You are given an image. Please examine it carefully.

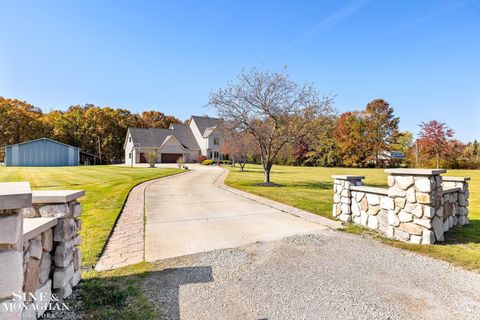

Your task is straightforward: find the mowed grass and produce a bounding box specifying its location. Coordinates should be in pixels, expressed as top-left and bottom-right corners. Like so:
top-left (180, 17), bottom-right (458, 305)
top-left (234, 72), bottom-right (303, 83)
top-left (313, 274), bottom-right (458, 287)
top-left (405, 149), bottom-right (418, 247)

top-left (0, 165), bottom-right (181, 268)
top-left (226, 165), bottom-right (480, 270)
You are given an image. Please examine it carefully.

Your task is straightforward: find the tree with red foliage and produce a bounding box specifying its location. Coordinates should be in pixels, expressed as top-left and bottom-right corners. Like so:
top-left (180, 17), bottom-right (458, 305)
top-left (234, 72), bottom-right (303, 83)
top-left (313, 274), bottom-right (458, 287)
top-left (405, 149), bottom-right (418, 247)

top-left (417, 120), bottom-right (455, 169)
top-left (293, 137), bottom-right (309, 165)
top-left (219, 132), bottom-right (256, 171)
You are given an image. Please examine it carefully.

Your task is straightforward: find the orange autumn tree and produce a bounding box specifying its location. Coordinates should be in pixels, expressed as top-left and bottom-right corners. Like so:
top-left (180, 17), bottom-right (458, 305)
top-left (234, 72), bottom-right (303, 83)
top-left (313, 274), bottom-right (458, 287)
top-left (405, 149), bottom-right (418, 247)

top-left (333, 112), bottom-right (368, 167)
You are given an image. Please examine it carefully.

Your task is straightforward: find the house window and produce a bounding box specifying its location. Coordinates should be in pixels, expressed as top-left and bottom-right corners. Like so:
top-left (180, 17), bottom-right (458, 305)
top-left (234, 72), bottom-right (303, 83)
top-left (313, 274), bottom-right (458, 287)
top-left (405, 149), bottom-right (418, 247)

top-left (211, 151), bottom-right (219, 159)
top-left (213, 137), bottom-right (219, 145)
top-left (129, 152), bottom-right (132, 159)
top-left (129, 137), bottom-right (132, 142)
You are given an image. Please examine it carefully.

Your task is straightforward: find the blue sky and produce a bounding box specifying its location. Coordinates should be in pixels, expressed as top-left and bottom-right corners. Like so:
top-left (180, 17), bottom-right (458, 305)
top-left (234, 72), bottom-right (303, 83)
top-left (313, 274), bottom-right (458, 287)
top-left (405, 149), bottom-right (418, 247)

top-left (1, 0), bottom-right (479, 141)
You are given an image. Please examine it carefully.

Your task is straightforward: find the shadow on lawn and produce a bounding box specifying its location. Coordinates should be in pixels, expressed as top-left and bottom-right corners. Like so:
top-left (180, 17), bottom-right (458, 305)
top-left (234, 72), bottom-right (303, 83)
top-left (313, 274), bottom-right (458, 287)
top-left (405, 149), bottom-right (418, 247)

top-left (444, 219), bottom-right (480, 245)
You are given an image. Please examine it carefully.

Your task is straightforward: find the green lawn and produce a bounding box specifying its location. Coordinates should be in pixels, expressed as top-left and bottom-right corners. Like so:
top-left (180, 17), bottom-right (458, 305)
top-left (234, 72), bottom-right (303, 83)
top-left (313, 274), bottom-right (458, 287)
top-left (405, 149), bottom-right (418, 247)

top-left (225, 164), bottom-right (480, 271)
top-left (0, 165), bottom-right (181, 268)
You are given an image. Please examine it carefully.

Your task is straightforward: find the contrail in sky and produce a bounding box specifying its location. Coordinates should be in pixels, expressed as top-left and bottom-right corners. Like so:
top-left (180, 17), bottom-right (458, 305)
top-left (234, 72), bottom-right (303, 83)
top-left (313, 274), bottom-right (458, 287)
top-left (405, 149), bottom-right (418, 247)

top-left (286, 0), bottom-right (372, 49)
top-left (369, 1), bottom-right (469, 40)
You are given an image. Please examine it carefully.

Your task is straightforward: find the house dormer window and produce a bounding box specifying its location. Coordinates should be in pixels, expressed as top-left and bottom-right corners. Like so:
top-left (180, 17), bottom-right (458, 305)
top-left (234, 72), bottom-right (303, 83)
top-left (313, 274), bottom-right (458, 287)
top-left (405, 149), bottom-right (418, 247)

top-left (213, 137), bottom-right (219, 145)
top-left (129, 136), bottom-right (132, 142)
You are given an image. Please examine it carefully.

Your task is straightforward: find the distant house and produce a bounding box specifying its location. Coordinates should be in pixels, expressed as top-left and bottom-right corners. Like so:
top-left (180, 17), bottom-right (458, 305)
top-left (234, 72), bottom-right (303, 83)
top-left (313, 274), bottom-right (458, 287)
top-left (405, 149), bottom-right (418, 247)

top-left (4, 138), bottom-right (80, 167)
top-left (124, 115), bottom-right (225, 164)
top-left (378, 151), bottom-right (405, 161)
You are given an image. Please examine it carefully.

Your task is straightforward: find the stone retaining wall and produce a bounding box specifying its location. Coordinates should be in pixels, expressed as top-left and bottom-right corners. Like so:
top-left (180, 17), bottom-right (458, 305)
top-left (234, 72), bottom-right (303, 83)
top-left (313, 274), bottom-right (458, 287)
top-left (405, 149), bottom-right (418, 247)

top-left (333, 169), bottom-right (470, 245)
top-left (0, 183), bottom-right (84, 320)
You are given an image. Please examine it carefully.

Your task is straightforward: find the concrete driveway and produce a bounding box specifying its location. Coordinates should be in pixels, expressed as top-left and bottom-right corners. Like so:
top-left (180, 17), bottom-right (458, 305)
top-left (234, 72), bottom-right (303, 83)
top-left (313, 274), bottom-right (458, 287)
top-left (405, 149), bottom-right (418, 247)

top-left (145, 165), bottom-right (328, 261)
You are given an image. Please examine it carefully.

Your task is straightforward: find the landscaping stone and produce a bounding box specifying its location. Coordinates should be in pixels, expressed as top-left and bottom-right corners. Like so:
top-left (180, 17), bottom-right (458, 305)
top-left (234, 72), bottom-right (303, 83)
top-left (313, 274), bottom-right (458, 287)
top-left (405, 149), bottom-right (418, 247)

top-left (394, 197), bottom-right (406, 209)
top-left (70, 270), bottom-right (81, 287)
top-left (24, 257), bottom-right (40, 298)
top-left (54, 240), bottom-right (74, 268)
top-left (414, 218), bottom-right (432, 229)
top-left (416, 192), bottom-right (432, 204)
top-left (0, 213), bottom-right (22, 245)
top-left (53, 218), bottom-right (77, 242)
top-left (432, 216), bottom-right (444, 241)
top-left (380, 197), bottom-right (394, 210)
top-left (387, 211), bottom-right (400, 227)
top-left (360, 212), bottom-right (368, 226)
top-left (410, 235), bottom-right (422, 244)
top-left (53, 264), bottom-right (74, 289)
top-left (20, 207), bottom-right (37, 218)
top-left (406, 188), bottom-right (416, 203)
top-left (41, 229), bottom-right (53, 252)
top-left (38, 252), bottom-right (51, 286)
top-left (394, 228), bottom-right (410, 241)
top-left (367, 205), bottom-right (380, 215)
top-left (422, 230), bottom-right (435, 245)
top-left (0, 251), bottom-right (23, 300)
top-left (414, 177), bottom-right (433, 193)
top-left (38, 204), bottom-right (70, 218)
top-left (396, 176), bottom-right (414, 189)
top-left (367, 215), bottom-right (379, 229)
top-left (339, 214), bottom-right (351, 222)
top-left (29, 236), bottom-right (42, 260)
top-left (398, 210), bottom-right (413, 223)
top-left (423, 207), bottom-right (435, 218)
top-left (398, 223), bottom-right (423, 236)
top-left (366, 194), bottom-right (380, 206)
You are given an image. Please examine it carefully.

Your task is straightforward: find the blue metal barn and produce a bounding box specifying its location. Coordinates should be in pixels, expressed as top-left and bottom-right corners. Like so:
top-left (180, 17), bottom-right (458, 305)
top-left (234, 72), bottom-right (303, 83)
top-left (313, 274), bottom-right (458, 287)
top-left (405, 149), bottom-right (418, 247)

top-left (4, 138), bottom-right (80, 167)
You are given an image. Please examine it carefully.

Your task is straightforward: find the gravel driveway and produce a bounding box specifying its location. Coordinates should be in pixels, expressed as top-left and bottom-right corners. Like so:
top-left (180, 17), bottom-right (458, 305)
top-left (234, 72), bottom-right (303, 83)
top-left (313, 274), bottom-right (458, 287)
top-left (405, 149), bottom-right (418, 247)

top-left (143, 230), bottom-right (480, 320)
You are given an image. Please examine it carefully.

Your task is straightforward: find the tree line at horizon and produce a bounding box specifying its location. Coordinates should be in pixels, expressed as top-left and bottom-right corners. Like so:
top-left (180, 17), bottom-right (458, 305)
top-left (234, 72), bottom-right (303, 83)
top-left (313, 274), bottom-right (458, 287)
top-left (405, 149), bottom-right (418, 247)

top-left (0, 97), bottom-right (181, 163)
top-left (1, 77), bottom-right (479, 170)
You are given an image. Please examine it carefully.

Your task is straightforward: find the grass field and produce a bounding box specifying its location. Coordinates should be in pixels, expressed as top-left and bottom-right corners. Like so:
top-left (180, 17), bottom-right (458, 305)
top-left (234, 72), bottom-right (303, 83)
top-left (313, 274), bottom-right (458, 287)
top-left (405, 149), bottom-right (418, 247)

top-left (225, 165), bottom-right (480, 270)
top-left (0, 165), bottom-right (181, 268)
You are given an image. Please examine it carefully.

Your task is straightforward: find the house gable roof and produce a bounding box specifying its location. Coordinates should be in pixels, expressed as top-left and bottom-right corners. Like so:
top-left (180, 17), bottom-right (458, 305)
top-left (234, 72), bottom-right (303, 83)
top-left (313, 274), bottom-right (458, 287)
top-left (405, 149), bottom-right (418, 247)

top-left (127, 126), bottom-right (200, 150)
top-left (190, 116), bottom-right (222, 137)
top-left (159, 135), bottom-right (186, 150)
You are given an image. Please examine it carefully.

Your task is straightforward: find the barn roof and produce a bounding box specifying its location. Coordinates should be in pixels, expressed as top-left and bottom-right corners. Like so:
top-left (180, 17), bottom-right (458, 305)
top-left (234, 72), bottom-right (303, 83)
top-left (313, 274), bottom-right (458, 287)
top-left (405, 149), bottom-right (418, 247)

top-left (4, 138), bottom-right (80, 150)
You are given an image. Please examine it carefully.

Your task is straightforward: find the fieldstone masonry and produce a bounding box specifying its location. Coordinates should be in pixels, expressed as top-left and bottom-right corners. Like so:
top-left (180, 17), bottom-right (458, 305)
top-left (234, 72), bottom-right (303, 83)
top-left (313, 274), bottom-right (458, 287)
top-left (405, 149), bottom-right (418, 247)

top-left (333, 169), bottom-right (470, 245)
top-left (0, 183), bottom-right (84, 319)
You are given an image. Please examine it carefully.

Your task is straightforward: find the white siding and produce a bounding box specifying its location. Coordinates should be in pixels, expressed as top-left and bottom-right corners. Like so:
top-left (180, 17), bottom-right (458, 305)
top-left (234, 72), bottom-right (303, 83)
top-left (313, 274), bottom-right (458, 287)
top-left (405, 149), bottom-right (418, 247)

top-left (124, 132), bottom-right (135, 165)
top-left (189, 118), bottom-right (208, 156)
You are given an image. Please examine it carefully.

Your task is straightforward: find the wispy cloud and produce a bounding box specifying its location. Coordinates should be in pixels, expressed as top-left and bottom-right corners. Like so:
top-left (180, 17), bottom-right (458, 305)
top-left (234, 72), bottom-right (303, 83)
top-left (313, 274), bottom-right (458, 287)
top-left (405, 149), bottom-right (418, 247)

top-left (369, 1), bottom-right (468, 40)
top-left (286, 0), bottom-right (372, 49)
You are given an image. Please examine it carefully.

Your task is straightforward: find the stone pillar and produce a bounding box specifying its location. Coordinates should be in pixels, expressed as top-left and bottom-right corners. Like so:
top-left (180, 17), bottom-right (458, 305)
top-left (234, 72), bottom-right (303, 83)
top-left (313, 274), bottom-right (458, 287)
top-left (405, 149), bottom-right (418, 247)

top-left (442, 177), bottom-right (470, 226)
top-left (385, 169), bottom-right (446, 244)
top-left (332, 175), bottom-right (364, 222)
top-left (0, 182), bottom-right (32, 320)
top-left (22, 190), bottom-right (85, 301)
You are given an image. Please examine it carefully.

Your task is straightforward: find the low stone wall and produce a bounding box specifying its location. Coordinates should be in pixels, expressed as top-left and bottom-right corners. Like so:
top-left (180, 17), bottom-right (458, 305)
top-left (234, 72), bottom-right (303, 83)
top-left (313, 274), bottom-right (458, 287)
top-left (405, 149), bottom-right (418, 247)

top-left (332, 169), bottom-right (470, 245)
top-left (0, 184), bottom-right (84, 319)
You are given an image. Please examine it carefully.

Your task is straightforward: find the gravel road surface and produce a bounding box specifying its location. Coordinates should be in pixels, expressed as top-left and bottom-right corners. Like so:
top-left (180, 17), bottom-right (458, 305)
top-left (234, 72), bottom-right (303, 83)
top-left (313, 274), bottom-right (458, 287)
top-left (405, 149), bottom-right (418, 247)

top-left (144, 230), bottom-right (480, 320)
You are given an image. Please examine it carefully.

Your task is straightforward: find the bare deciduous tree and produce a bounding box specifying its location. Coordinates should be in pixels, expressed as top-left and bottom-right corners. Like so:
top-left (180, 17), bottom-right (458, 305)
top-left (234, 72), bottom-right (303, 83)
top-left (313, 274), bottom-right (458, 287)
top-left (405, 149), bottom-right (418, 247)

top-left (208, 68), bottom-right (334, 184)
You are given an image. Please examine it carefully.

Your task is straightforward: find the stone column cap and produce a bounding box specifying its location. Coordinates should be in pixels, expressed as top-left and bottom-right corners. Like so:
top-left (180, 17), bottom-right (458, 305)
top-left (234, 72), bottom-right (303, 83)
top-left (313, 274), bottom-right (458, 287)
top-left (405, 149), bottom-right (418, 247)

top-left (442, 176), bottom-right (471, 182)
top-left (0, 182), bottom-right (32, 210)
top-left (384, 168), bottom-right (446, 175)
top-left (332, 175), bottom-right (365, 180)
top-left (32, 190), bottom-right (85, 204)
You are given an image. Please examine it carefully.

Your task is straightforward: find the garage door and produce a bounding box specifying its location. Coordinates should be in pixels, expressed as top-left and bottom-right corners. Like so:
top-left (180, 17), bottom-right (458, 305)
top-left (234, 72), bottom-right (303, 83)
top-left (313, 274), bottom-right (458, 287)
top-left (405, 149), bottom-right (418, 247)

top-left (161, 153), bottom-right (182, 163)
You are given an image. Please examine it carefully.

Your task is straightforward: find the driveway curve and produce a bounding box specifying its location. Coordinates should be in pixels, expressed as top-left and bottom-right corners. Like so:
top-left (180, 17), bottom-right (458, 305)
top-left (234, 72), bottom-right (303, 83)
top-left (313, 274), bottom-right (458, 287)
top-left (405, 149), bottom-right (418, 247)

top-left (145, 165), bottom-right (329, 261)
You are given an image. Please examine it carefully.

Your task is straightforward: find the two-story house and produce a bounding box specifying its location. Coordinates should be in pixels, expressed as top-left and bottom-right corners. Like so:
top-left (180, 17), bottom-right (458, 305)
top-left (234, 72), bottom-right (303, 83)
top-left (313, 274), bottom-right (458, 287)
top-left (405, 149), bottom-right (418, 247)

top-left (123, 115), bottom-right (224, 164)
